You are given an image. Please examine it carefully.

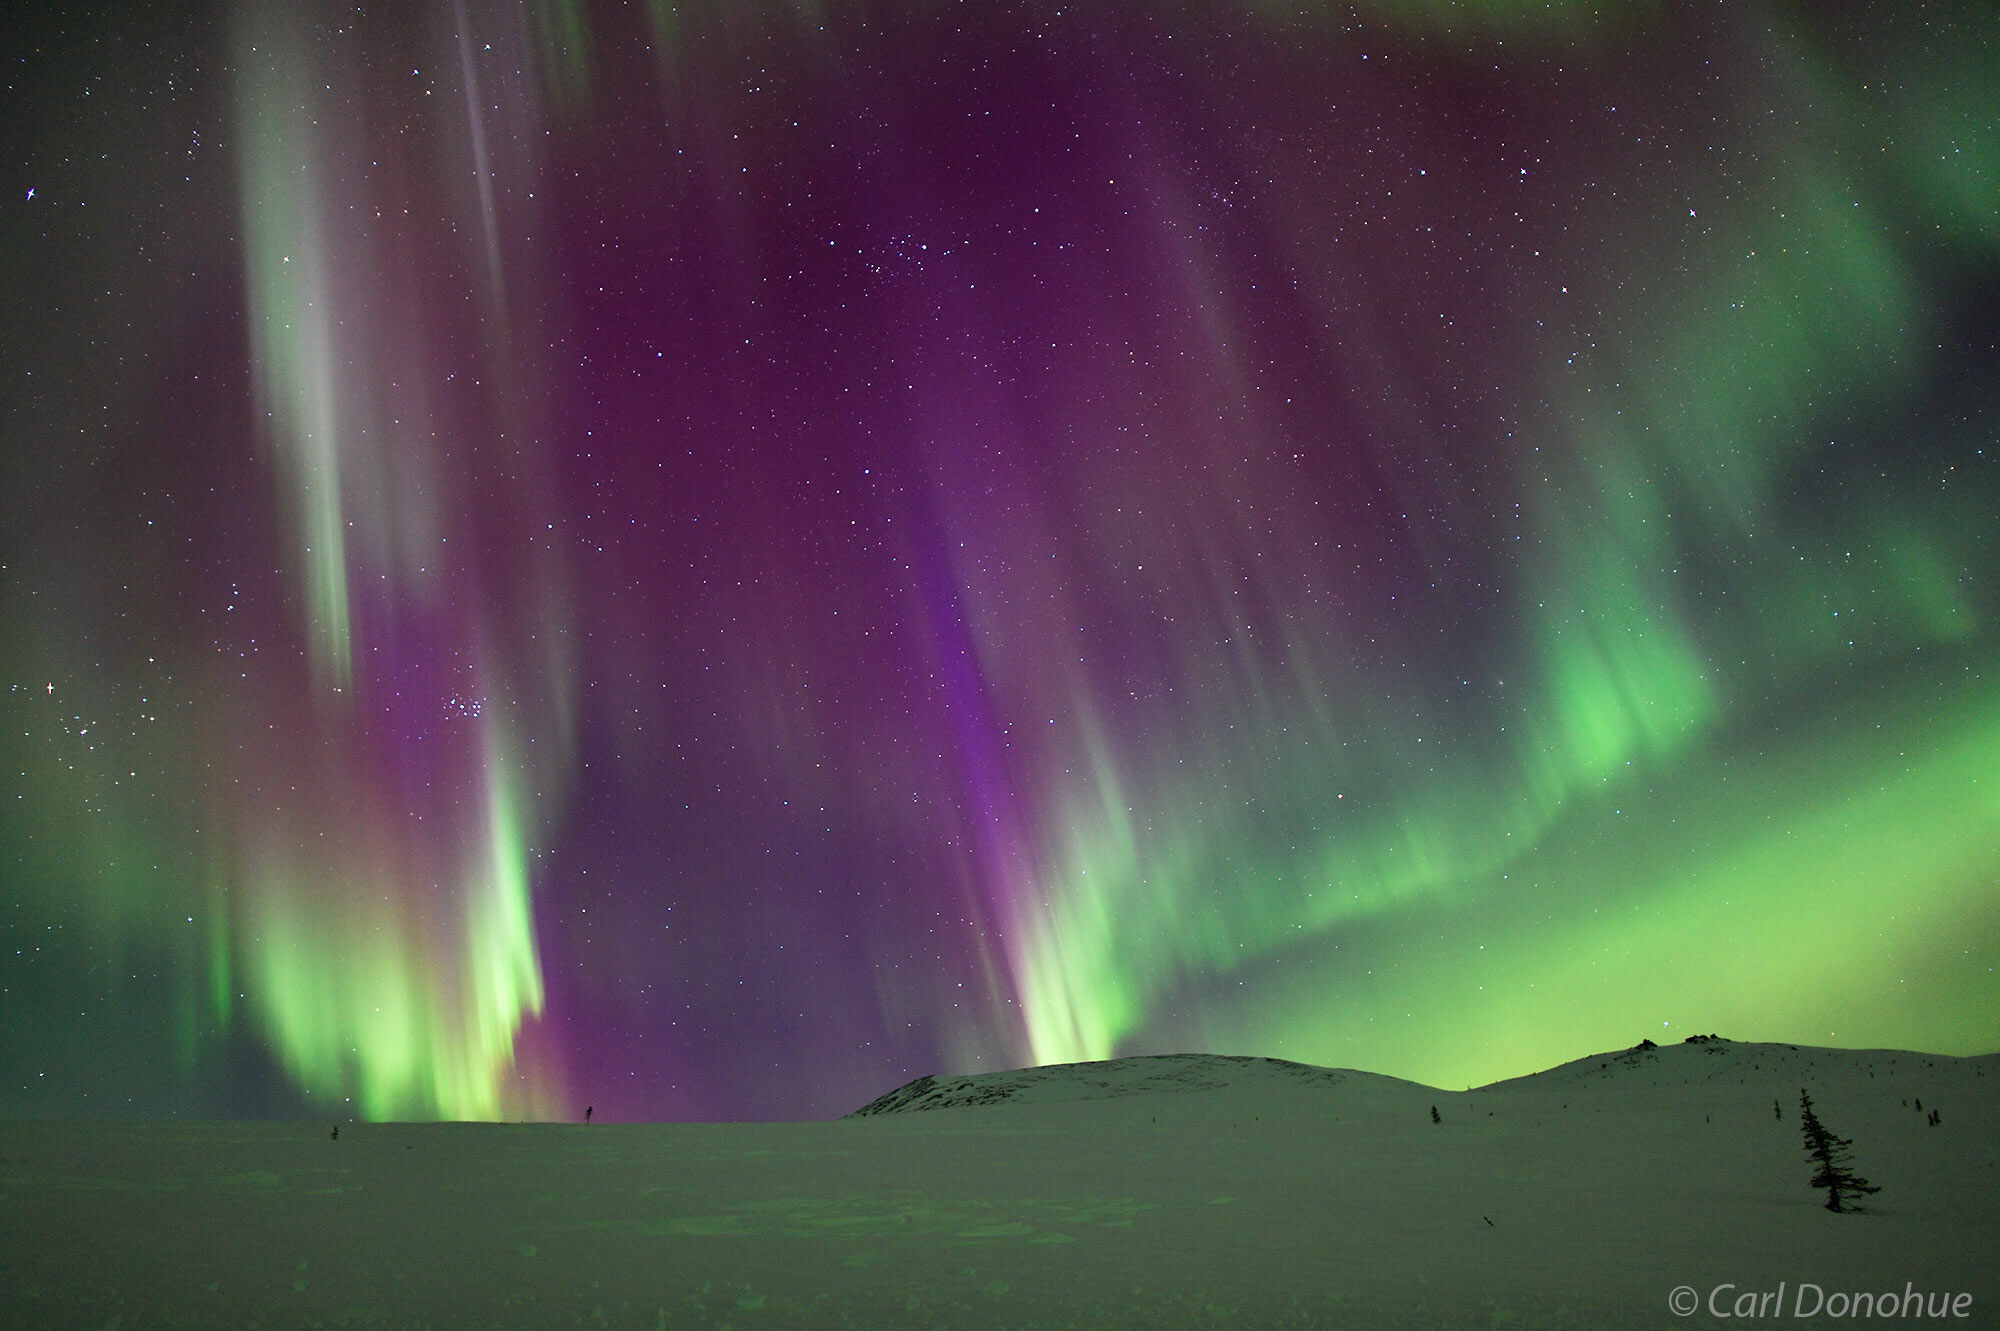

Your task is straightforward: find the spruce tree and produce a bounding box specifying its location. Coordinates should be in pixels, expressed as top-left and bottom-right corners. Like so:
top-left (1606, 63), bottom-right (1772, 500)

top-left (1798, 1089), bottom-right (1879, 1213)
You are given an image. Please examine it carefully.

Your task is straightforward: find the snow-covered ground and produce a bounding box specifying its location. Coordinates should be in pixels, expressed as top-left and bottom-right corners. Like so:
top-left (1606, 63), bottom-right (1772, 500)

top-left (3, 1038), bottom-right (1993, 1328)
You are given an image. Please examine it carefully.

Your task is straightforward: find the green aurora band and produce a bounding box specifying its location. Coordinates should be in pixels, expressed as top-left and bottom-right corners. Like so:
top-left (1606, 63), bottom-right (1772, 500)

top-left (968, 2), bottom-right (2000, 1078)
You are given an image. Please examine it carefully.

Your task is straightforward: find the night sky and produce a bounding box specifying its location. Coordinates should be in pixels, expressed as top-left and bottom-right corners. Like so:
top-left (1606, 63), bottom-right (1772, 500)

top-left (2, 0), bottom-right (1995, 1123)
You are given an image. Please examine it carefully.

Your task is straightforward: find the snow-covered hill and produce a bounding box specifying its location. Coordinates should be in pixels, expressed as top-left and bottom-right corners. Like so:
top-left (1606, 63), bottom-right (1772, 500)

top-left (847, 1051), bottom-right (1362, 1114)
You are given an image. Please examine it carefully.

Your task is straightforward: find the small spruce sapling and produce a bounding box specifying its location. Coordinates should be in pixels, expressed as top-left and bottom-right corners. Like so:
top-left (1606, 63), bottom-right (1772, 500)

top-left (1798, 1089), bottom-right (1879, 1213)
top-left (1430, 1104), bottom-right (1441, 1124)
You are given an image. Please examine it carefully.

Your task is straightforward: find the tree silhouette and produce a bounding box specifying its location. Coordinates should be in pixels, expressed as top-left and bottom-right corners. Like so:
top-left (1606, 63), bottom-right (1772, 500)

top-left (1798, 1089), bottom-right (1878, 1213)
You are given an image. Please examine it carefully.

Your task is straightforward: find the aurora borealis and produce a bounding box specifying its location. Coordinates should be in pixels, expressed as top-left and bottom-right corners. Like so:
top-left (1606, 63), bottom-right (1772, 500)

top-left (2, 0), bottom-right (1995, 1123)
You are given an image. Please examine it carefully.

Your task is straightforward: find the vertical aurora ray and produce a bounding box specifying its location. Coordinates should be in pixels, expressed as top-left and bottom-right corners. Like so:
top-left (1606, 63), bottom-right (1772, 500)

top-left (223, 1), bottom-right (574, 1119)
top-left (234, 707), bottom-right (554, 1119)
top-left (236, 22), bottom-right (351, 694)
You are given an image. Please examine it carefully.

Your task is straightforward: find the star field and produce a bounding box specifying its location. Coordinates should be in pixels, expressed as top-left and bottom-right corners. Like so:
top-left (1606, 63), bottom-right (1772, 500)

top-left (2, 0), bottom-right (1996, 1121)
